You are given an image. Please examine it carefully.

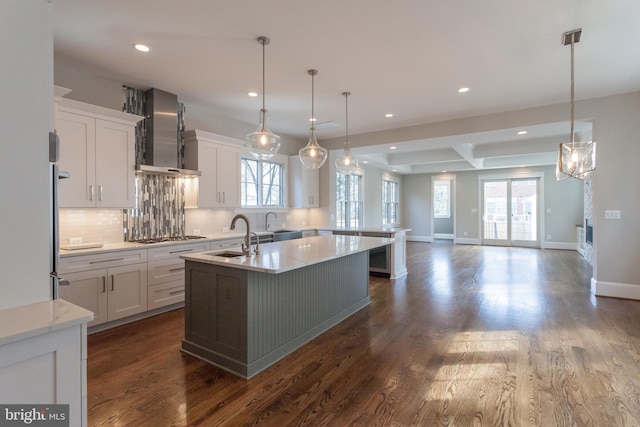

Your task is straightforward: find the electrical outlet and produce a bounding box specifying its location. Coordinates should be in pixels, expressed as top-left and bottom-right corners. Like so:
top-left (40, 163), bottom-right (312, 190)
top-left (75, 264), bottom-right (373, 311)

top-left (546, 234), bottom-right (551, 240)
top-left (193, 229), bottom-right (201, 236)
top-left (546, 208), bottom-right (551, 213)
top-left (463, 231), bottom-right (468, 237)
top-left (69, 237), bottom-right (82, 245)
top-left (605, 210), bottom-right (621, 219)
top-left (286, 215), bottom-right (292, 222)
top-left (222, 227), bottom-right (229, 233)
top-left (471, 208), bottom-right (478, 213)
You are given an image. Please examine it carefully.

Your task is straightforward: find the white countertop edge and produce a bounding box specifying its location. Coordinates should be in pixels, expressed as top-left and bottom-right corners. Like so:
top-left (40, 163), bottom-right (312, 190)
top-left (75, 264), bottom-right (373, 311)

top-left (181, 235), bottom-right (393, 274)
top-left (0, 299), bottom-right (94, 347)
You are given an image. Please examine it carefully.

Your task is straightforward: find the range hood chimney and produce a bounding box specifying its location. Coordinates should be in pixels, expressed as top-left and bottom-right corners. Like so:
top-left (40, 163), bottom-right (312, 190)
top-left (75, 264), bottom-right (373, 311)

top-left (136, 88), bottom-right (200, 177)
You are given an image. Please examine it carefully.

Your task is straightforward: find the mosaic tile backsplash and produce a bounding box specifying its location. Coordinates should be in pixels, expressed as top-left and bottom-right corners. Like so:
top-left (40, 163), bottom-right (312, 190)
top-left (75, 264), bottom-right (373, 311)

top-left (123, 174), bottom-right (188, 241)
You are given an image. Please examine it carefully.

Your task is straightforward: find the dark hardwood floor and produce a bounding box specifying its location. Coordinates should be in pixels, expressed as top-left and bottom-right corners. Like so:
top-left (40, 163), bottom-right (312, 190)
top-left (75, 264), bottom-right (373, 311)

top-left (87, 242), bottom-right (640, 426)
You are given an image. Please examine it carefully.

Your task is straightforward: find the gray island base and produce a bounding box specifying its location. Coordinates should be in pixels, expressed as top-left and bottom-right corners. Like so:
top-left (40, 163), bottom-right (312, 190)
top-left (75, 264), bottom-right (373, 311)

top-left (180, 235), bottom-right (390, 379)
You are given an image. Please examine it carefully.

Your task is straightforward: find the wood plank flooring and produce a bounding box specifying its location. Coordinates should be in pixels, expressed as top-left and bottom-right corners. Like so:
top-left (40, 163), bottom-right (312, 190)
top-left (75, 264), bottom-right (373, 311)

top-left (87, 242), bottom-right (640, 426)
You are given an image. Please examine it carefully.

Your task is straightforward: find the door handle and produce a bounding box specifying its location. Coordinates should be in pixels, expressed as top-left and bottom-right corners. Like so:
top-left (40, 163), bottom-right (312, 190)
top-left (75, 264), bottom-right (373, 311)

top-left (110, 275), bottom-right (114, 291)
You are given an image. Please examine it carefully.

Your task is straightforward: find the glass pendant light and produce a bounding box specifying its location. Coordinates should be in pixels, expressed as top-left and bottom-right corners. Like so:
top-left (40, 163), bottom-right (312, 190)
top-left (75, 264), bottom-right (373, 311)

top-left (556, 28), bottom-right (596, 180)
top-left (335, 91), bottom-right (359, 175)
top-left (299, 69), bottom-right (328, 169)
top-left (246, 36), bottom-right (281, 160)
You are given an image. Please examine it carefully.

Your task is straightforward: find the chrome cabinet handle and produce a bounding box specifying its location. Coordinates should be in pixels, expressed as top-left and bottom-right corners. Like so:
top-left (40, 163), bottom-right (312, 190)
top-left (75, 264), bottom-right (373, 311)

top-left (169, 249), bottom-right (193, 254)
top-left (169, 290), bottom-right (185, 296)
top-left (169, 267), bottom-right (185, 272)
top-left (98, 185), bottom-right (103, 201)
top-left (89, 257), bottom-right (125, 264)
top-left (89, 185), bottom-right (94, 201)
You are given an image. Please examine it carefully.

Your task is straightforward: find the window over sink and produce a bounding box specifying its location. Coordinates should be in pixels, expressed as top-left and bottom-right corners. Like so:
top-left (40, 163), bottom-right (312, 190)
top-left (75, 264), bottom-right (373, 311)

top-left (241, 157), bottom-right (285, 208)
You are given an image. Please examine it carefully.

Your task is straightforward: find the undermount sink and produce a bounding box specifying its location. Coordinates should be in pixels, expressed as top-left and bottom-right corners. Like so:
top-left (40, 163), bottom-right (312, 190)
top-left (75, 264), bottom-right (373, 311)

top-left (205, 251), bottom-right (246, 258)
top-left (272, 229), bottom-right (303, 241)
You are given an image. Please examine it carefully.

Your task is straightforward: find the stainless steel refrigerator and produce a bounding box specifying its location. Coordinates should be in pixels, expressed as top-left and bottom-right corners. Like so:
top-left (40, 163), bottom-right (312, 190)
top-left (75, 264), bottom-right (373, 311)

top-left (49, 131), bottom-right (69, 299)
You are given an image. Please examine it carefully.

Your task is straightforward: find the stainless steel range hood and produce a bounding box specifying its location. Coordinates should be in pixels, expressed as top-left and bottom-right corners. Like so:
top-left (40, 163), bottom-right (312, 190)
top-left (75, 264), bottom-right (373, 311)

top-left (136, 88), bottom-right (201, 177)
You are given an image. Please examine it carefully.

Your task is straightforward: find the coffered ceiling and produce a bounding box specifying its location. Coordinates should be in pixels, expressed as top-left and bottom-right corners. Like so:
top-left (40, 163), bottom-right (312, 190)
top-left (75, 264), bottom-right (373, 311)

top-left (52, 0), bottom-right (640, 174)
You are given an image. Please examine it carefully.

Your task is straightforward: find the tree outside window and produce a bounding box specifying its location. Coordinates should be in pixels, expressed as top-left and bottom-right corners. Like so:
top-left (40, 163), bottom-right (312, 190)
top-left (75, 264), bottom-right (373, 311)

top-left (336, 172), bottom-right (363, 228)
top-left (241, 158), bottom-right (283, 207)
top-left (382, 179), bottom-right (399, 225)
top-left (434, 180), bottom-right (451, 218)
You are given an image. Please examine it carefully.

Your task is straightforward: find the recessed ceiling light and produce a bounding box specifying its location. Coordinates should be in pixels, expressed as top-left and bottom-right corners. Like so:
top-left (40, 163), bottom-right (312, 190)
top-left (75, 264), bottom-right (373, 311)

top-left (389, 146), bottom-right (397, 150)
top-left (518, 130), bottom-right (528, 135)
top-left (134, 44), bottom-right (150, 52)
top-left (392, 169), bottom-right (397, 172)
top-left (385, 113), bottom-right (394, 118)
top-left (458, 87), bottom-right (470, 93)
top-left (309, 117), bottom-right (316, 122)
top-left (442, 170), bottom-right (447, 173)
top-left (361, 160), bottom-right (369, 164)
top-left (248, 92), bottom-right (258, 97)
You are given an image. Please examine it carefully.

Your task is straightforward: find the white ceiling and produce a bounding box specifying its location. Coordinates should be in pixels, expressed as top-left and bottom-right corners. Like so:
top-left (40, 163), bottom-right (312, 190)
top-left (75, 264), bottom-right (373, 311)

top-left (52, 0), bottom-right (640, 174)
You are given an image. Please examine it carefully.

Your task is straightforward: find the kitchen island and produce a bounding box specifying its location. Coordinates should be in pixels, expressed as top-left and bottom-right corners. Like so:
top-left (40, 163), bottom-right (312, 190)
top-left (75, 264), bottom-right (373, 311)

top-left (180, 234), bottom-right (391, 379)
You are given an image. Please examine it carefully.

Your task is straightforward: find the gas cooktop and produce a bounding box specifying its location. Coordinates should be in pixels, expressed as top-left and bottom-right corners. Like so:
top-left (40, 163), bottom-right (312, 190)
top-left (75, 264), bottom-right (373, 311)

top-left (130, 235), bottom-right (206, 244)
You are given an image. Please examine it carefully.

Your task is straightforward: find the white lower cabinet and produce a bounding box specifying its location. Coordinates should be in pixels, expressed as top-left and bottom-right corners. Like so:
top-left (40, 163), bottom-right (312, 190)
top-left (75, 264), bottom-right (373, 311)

top-left (59, 250), bottom-right (148, 328)
top-left (147, 242), bottom-right (209, 310)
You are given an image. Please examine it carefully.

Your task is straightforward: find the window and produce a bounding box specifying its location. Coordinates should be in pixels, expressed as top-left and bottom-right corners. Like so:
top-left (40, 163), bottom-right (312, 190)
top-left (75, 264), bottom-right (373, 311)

top-left (434, 180), bottom-right (451, 218)
top-left (382, 179), bottom-right (399, 225)
top-left (241, 158), bottom-right (284, 207)
top-left (336, 172), bottom-right (363, 228)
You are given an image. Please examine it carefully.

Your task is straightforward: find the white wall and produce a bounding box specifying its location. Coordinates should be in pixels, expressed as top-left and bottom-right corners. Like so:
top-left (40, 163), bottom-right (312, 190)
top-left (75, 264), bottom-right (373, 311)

top-left (0, 1), bottom-right (53, 310)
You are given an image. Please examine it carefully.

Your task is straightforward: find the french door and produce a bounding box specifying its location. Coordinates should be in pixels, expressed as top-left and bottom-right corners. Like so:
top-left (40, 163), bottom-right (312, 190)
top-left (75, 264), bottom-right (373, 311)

top-left (481, 178), bottom-right (539, 247)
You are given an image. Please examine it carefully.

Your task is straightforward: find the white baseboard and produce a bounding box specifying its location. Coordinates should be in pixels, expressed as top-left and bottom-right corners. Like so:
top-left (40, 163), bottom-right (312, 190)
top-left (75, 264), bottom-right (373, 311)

top-left (434, 233), bottom-right (454, 240)
top-left (542, 241), bottom-right (577, 250)
top-left (591, 277), bottom-right (640, 301)
top-left (455, 237), bottom-right (481, 245)
top-left (407, 235), bottom-right (434, 243)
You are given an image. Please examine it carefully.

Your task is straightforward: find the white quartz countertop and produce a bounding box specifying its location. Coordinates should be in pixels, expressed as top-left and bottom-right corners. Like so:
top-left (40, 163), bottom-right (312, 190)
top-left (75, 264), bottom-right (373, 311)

top-left (0, 299), bottom-right (94, 346)
top-left (181, 234), bottom-right (393, 274)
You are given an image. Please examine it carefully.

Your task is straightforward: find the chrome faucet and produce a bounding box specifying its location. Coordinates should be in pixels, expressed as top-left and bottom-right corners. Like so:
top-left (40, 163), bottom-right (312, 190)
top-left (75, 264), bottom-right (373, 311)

top-left (265, 211), bottom-right (278, 230)
top-left (230, 214), bottom-right (251, 255)
top-left (250, 232), bottom-right (260, 254)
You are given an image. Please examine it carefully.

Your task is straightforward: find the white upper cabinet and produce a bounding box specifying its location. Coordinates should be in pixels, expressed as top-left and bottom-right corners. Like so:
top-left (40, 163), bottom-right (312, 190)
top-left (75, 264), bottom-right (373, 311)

top-left (183, 129), bottom-right (241, 208)
top-left (288, 155), bottom-right (319, 208)
top-left (55, 98), bottom-right (143, 208)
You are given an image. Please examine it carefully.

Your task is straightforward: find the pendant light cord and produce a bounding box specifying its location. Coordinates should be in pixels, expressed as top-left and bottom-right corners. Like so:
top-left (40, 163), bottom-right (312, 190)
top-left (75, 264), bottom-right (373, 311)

top-left (344, 92), bottom-right (350, 148)
top-left (262, 40), bottom-right (266, 112)
top-left (311, 72), bottom-right (315, 131)
top-left (570, 33), bottom-right (575, 146)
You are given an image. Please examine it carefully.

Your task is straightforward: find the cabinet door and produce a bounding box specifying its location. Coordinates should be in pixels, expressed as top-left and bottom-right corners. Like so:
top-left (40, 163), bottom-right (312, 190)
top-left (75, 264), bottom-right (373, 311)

top-left (288, 155), bottom-right (319, 208)
top-left (107, 263), bottom-right (148, 321)
top-left (306, 167), bottom-right (319, 207)
top-left (217, 147), bottom-right (240, 207)
top-left (95, 119), bottom-right (136, 208)
top-left (59, 268), bottom-right (108, 327)
top-left (196, 142), bottom-right (219, 208)
top-left (56, 111), bottom-right (96, 207)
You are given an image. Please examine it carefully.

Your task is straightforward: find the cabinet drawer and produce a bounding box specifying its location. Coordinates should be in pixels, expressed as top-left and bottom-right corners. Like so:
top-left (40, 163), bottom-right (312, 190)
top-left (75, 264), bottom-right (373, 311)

top-left (148, 280), bottom-right (185, 310)
top-left (60, 249), bottom-right (147, 274)
top-left (147, 242), bottom-right (209, 262)
top-left (148, 259), bottom-right (186, 286)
